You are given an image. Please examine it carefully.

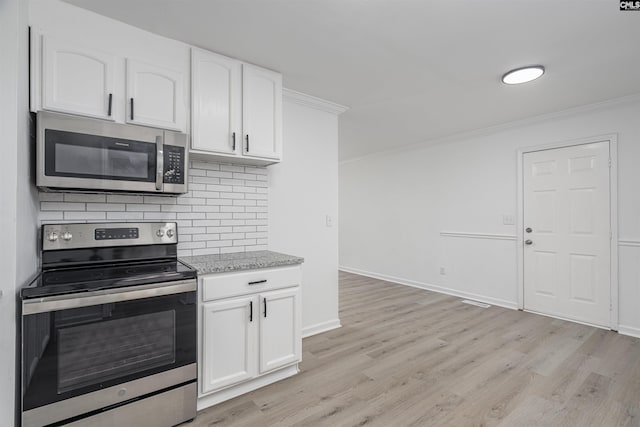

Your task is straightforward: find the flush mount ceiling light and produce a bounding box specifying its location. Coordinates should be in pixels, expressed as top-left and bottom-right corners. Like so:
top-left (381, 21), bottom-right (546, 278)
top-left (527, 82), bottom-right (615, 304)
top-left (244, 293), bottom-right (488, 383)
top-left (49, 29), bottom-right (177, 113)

top-left (502, 65), bottom-right (545, 85)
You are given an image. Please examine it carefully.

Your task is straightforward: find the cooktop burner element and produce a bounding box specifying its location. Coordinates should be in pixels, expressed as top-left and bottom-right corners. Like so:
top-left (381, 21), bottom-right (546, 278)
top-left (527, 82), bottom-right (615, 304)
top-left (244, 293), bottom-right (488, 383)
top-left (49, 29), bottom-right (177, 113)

top-left (22, 222), bottom-right (197, 299)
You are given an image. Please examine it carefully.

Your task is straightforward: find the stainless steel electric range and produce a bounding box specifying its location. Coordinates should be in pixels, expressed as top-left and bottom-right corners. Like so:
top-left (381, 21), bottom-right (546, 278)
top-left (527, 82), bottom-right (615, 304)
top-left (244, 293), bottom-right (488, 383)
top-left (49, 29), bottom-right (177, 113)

top-left (21, 222), bottom-right (197, 427)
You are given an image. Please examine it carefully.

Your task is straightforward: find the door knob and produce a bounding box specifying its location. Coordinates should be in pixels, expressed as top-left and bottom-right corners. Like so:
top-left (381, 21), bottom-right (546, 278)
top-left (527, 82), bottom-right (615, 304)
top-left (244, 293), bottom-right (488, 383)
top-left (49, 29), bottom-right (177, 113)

top-left (525, 227), bottom-right (532, 233)
top-left (525, 239), bottom-right (533, 245)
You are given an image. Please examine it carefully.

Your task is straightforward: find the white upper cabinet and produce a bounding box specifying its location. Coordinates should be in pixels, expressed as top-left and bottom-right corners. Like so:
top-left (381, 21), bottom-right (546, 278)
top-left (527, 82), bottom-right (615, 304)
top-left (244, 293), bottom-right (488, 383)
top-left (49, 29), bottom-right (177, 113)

top-left (126, 59), bottom-right (186, 131)
top-left (190, 49), bottom-right (283, 166)
top-left (32, 32), bottom-right (188, 132)
top-left (242, 64), bottom-right (282, 161)
top-left (42, 36), bottom-right (116, 120)
top-left (191, 49), bottom-right (241, 155)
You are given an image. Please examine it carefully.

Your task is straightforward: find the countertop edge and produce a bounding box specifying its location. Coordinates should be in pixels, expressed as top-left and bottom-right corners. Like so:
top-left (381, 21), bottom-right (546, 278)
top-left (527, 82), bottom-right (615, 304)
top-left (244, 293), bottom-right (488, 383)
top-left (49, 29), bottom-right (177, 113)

top-left (179, 251), bottom-right (304, 275)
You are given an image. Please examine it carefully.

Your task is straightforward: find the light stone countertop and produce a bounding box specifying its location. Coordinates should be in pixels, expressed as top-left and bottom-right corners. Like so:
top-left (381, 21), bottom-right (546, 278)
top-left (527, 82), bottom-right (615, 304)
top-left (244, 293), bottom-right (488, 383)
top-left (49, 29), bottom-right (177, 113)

top-left (180, 250), bottom-right (304, 275)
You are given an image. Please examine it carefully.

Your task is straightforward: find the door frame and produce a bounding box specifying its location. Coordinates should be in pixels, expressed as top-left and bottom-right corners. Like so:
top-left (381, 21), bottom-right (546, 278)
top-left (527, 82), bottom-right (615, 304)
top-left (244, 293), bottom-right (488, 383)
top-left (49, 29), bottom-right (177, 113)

top-left (516, 134), bottom-right (619, 330)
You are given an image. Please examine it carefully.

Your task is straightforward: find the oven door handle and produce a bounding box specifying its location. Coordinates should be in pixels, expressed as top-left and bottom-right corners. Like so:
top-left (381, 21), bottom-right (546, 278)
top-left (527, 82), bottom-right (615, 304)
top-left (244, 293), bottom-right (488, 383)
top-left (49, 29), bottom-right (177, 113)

top-left (22, 279), bottom-right (196, 315)
top-left (156, 135), bottom-right (164, 191)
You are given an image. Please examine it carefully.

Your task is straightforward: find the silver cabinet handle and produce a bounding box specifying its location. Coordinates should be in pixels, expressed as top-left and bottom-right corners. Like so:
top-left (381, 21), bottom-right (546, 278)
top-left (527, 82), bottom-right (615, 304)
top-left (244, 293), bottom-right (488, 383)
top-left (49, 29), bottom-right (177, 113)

top-left (525, 239), bottom-right (533, 245)
top-left (156, 135), bottom-right (164, 191)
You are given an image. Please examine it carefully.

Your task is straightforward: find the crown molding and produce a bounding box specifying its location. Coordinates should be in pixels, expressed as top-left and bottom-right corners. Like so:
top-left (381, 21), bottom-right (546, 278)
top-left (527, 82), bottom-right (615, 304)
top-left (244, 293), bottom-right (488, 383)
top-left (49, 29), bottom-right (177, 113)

top-left (283, 88), bottom-right (349, 115)
top-left (340, 91), bottom-right (640, 165)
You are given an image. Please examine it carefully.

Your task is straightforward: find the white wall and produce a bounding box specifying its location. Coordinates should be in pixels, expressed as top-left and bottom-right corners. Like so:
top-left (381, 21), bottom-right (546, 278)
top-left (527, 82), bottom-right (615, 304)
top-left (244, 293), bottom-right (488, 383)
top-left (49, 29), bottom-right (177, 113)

top-left (340, 95), bottom-right (640, 336)
top-left (269, 95), bottom-right (342, 336)
top-left (0, 0), bottom-right (35, 423)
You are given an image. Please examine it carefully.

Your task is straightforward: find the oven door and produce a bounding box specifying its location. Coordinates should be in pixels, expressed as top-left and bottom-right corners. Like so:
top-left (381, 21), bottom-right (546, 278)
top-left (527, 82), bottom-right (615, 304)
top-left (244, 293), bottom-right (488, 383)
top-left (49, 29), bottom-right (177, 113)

top-left (21, 280), bottom-right (197, 427)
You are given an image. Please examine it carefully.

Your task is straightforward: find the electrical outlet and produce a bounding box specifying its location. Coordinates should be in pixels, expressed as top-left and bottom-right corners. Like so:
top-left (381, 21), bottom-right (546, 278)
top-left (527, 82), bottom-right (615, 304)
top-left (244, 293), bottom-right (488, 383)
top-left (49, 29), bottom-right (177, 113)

top-left (440, 267), bottom-right (446, 275)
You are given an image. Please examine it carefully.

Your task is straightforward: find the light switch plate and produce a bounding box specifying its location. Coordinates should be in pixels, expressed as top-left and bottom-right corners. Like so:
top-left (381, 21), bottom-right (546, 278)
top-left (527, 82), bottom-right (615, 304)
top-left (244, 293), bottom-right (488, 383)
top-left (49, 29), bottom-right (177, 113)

top-left (326, 215), bottom-right (334, 227)
top-left (502, 214), bottom-right (515, 225)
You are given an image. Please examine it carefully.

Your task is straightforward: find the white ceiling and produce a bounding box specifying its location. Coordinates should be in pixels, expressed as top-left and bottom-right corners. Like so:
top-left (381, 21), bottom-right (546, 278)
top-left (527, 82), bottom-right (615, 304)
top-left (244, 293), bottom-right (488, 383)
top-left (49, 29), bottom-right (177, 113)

top-left (63, 0), bottom-right (640, 160)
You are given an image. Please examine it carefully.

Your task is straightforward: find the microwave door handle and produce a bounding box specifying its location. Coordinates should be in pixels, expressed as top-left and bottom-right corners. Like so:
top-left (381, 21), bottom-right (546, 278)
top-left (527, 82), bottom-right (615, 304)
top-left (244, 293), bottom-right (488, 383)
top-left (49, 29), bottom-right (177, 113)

top-left (156, 135), bottom-right (164, 191)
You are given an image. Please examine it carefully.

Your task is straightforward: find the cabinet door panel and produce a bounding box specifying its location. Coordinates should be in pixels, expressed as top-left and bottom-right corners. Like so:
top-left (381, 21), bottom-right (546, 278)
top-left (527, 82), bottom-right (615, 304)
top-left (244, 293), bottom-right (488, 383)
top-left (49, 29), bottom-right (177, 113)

top-left (201, 296), bottom-right (256, 394)
top-left (259, 288), bottom-right (301, 374)
top-left (126, 59), bottom-right (185, 131)
top-left (42, 36), bottom-right (115, 120)
top-left (242, 64), bottom-right (282, 160)
top-left (191, 49), bottom-right (241, 155)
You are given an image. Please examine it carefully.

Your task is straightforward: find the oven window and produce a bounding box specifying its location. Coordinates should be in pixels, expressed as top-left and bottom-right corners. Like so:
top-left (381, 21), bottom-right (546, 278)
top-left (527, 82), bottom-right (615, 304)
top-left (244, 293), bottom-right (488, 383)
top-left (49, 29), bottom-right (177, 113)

top-left (44, 129), bottom-right (156, 182)
top-left (57, 309), bottom-right (176, 394)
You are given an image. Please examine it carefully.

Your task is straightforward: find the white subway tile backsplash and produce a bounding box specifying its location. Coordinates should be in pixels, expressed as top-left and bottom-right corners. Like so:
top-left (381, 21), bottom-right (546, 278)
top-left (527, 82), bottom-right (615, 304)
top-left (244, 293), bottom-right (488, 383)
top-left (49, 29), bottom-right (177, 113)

top-left (220, 164), bottom-right (244, 173)
top-left (42, 202), bottom-right (85, 211)
top-left (143, 196), bottom-right (177, 205)
top-left (143, 212), bottom-right (177, 220)
top-left (39, 192), bottom-right (64, 202)
top-left (107, 212), bottom-right (144, 220)
top-left (177, 197), bottom-right (206, 205)
top-left (206, 170), bottom-right (233, 179)
top-left (107, 194), bottom-right (144, 203)
top-left (192, 220), bottom-right (221, 227)
top-left (87, 203), bottom-right (125, 211)
top-left (233, 173), bottom-right (257, 181)
top-left (37, 162), bottom-right (269, 256)
top-left (177, 212), bottom-right (206, 220)
top-left (126, 204), bottom-right (160, 212)
top-left (65, 193), bottom-right (106, 203)
top-left (160, 204), bottom-right (193, 213)
top-left (64, 211), bottom-right (106, 220)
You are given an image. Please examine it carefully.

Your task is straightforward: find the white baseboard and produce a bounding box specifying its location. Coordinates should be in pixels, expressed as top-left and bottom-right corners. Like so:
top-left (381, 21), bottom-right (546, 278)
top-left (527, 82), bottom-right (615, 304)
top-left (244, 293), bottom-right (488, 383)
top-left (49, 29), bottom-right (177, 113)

top-left (618, 325), bottom-right (640, 339)
top-left (302, 319), bottom-right (342, 338)
top-left (339, 265), bottom-right (518, 310)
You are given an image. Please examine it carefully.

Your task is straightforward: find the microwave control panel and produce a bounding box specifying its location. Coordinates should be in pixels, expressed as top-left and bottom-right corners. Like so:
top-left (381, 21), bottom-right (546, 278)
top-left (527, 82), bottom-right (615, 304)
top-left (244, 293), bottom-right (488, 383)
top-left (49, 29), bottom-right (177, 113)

top-left (163, 145), bottom-right (185, 184)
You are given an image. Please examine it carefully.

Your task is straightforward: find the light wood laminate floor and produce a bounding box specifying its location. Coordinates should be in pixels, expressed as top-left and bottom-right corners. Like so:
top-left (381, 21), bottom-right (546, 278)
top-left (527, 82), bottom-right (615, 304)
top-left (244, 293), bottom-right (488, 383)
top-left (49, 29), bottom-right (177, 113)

top-left (193, 271), bottom-right (640, 427)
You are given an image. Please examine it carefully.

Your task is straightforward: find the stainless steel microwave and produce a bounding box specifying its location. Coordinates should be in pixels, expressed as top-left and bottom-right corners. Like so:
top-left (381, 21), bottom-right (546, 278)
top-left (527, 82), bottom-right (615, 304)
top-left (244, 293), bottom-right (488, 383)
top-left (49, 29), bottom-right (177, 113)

top-left (37, 111), bottom-right (188, 194)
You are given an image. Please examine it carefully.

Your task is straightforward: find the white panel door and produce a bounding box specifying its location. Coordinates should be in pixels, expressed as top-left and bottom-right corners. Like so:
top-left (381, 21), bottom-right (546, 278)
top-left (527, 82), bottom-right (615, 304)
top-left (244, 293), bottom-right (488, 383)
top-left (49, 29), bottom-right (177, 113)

top-left (191, 48), bottom-right (241, 155)
top-left (242, 64), bottom-right (282, 160)
top-left (126, 59), bottom-right (185, 131)
top-left (201, 296), bottom-right (257, 394)
top-left (259, 288), bottom-right (301, 374)
top-left (42, 36), bottom-right (116, 120)
top-left (523, 142), bottom-right (611, 327)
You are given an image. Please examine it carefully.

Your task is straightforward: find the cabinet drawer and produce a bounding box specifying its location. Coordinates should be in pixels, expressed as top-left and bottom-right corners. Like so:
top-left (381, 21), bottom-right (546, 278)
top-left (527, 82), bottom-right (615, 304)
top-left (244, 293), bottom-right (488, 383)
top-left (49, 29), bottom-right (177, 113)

top-left (201, 266), bottom-right (301, 302)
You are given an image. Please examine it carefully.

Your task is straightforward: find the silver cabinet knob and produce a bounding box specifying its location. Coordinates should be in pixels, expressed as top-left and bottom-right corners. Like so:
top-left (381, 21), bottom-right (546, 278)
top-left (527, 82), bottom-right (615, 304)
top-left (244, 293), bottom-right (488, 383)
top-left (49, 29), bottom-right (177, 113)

top-left (525, 227), bottom-right (532, 233)
top-left (525, 239), bottom-right (533, 245)
top-left (47, 232), bottom-right (58, 242)
top-left (166, 229), bottom-right (174, 238)
top-left (156, 229), bottom-right (165, 237)
top-left (62, 232), bottom-right (72, 241)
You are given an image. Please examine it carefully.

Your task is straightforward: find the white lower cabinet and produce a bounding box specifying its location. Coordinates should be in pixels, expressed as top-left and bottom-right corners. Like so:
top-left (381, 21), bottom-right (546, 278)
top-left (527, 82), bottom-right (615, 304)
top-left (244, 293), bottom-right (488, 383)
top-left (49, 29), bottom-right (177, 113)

top-left (198, 266), bottom-right (302, 407)
top-left (259, 288), bottom-right (302, 374)
top-left (201, 296), bottom-right (257, 394)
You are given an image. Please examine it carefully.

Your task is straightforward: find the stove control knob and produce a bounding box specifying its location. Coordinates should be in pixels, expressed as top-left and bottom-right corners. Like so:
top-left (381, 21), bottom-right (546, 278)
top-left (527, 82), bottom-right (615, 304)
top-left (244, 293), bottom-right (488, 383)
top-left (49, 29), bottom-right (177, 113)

top-left (166, 229), bottom-right (174, 238)
top-left (156, 229), bottom-right (165, 237)
top-left (47, 232), bottom-right (58, 242)
top-left (62, 232), bottom-right (73, 241)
